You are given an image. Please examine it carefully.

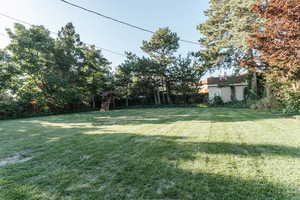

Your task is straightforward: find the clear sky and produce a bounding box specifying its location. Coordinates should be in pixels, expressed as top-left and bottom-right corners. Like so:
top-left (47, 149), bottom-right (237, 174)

top-left (0, 0), bottom-right (209, 67)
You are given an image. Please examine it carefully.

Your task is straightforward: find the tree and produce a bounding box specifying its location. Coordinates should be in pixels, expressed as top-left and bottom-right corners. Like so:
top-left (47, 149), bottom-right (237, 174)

top-left (134, 57), bottom-right (163, 105)
top-left (6, 23), bottom-right (57, 108)
top-left (198, 0), bottom-right (258, 71)
top-left (141, 27), bottom-right (180, 104)
top-left (250, 0), bottom-right (300, 89)
top-left (0, 49), bottom-right (18, 92)
top-left (198, 0), bottom-right (263, 97)
top-left (169, 55), bottom-right (205, 104)
top-left (80, 45), bottom-right (111, 109)
top-left (249, 0), bottom-right (300, 112)
top-left (115, 53), bottom-right (136, 107)
top-left (53, 22), bottom-right (86, 107)
top-left (5, 23), bottom-right (111, 111)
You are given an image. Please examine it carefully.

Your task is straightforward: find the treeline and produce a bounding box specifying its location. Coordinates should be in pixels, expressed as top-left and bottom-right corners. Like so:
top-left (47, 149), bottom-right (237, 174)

top-left (1, 0), bottom-right (299, 119)
top-left (0, 23), bottom-right (114, 119)
top-left (198, 0), bottom-right (300, 113)
top-left (0, 24), bottom-right (205, 119)
top-left (115, 28), bottom-right (205, 107)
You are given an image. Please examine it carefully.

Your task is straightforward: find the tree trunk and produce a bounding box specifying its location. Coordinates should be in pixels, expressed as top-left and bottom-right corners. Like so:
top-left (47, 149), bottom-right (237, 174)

top-left (125, 87), bottom-right (129, 107)
top-left (248, 49), bottom-right (258, 99)
top-left (166, 93), bottom-right (172, 104)
top-left (125, 96), bottom-right (129, 107)
top-left (92, 96), bottom-right (96, 109)
top-left (166, 82), bottom-right (173, 104)
top-left (112, 97), bottom-right (115, 109)
top-left (252, 71), bottom-right (258, 99)
top-left (162, 92), bottom-right (166, 104)
top-left (156, 89), bottom-right (161, 105)
top-left (154, 91), bottom-right (158, 105)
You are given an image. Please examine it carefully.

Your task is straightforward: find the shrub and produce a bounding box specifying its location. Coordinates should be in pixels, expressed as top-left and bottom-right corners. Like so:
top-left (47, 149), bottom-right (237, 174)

top-left (224, 100), bottom-right (248, 109)
top-left (210, 96), bottom-right (224, 106)
top-left (250, 96), bottom-right (281, 111)
top-left (281, 91), bottom-right (300, 114)
top-left (0, 101), bottom-right (28, 120)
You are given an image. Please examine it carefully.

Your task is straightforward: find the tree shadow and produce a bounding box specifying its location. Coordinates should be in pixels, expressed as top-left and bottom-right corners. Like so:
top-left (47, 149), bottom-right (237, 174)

top-left (189, 141), bottom-right (300, 158)
top-left (1, 130), bottom-right (298, 199)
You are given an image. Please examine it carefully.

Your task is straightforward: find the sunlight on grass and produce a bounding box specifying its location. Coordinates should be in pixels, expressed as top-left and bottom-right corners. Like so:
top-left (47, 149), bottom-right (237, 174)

top-left (0, 107), bottom-right (299, 199)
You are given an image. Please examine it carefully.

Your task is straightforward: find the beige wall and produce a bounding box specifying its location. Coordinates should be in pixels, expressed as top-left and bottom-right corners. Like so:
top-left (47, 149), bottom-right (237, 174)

top-left (235, 86), bottom-right (247, 101)
top-left (208, 84), bottom-right (247, 103)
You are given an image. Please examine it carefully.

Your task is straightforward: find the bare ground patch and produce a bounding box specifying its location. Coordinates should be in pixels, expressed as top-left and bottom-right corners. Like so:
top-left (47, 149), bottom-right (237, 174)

top-left (0, 152), bottom-right (32, 167)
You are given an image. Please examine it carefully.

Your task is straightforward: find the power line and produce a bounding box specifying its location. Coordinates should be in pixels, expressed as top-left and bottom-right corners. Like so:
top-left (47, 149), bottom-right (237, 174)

top-left (0, 12), bottom-right (126, 57)
top-left (60, 0), bottom-right (200, 46)
top-left (0, 13), bottom-right (32, 26)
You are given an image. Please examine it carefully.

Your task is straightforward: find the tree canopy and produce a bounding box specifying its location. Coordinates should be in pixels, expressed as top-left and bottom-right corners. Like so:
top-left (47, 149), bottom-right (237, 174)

top-left (2, 23), bottom-right (111, 114)
top-left (198, 0), bottom-right (258, 71)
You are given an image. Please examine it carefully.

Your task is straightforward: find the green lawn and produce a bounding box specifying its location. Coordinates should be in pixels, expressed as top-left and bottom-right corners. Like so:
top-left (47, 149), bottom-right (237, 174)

top-left (0, 106), bottom-right (300, 200)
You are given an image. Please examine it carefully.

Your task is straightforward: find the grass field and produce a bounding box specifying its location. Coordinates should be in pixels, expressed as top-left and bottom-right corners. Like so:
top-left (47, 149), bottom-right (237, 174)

top-left (0, 106), bottom-right (300, 200)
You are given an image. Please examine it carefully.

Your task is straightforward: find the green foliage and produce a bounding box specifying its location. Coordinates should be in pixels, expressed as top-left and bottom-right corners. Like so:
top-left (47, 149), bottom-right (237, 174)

top-left (197, 0), bottom-right (259, 71)
top-left (0, 50), bottom-right (18, 92)
top-left (1, 22), bottom-right (112, 119)
top-left (210, 96), bottom-right (224, 106)
top-left (169, 55), bottom-right (205, 103)
top-left (142, 27), bottom-right (179, 66)
top-left (281, 90), bottom-right (300, 114)
top-left (115, 50), bottom-right (206, 106)
top-left (250, 96), bottom-right (281, 111)
top-left (0, 101), bottom-right (27, 120)
top-left (115, 53), bottom-right (136, 106)
top-left (1, 23), bottom-right (207, 118)
top-left (141, 27), bottom-right (180, 105)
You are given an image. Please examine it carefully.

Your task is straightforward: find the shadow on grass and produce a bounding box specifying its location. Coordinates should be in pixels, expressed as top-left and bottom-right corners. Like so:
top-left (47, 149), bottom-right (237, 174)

top-left (190, 142), bottom-right (300, 158)
top-left (0, 129), bottom-right (297, 199)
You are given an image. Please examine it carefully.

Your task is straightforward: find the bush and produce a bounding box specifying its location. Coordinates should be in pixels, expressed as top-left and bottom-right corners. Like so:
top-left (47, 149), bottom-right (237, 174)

top-left (210, 96), bottom-right (224, 106)
top-left (0, 101), bottom-right (28, 120)
top-left (0, 100), bottom-right (95, 120)
top-left (281, 91), bottom-right (300, 114)
top-left (224, 101), bottom-right (248, 108)
top-left (265, 80), bottom-right (300, 114)
top-left (250, 96), bottom-right (281, 111)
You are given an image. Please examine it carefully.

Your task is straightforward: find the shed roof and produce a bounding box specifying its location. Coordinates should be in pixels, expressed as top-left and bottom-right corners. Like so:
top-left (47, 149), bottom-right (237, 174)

top-left (206, 74), bottom-right (248, 86)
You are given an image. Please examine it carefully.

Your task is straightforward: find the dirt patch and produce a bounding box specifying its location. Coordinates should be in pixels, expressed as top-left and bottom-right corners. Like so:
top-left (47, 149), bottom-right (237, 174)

top-left (0, 152), bottom-right (32, 167)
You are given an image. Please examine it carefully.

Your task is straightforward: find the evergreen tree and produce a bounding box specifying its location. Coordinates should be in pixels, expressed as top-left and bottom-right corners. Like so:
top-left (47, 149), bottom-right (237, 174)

top-left (198, 0), bottom-right (259, 71)
top-left (141, 27), bottom-right (180, 104)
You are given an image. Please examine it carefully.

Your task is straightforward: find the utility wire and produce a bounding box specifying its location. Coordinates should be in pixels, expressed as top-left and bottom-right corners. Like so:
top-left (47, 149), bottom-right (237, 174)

top-left (0, 13), bottom-right (32, 26)
top-left (60, 0), bottom-right (200, 46)
top-left (0, 12), bottom-right (126, 57)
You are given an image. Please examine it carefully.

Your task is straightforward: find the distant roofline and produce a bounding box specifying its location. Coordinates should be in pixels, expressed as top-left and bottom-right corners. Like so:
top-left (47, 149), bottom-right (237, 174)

top-left (201, 73), bottom-right (248, 86)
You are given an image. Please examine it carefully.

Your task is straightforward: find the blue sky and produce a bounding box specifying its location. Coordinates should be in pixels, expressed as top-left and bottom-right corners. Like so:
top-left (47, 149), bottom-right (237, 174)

top-left (0, 0), bottom-right (209, 67)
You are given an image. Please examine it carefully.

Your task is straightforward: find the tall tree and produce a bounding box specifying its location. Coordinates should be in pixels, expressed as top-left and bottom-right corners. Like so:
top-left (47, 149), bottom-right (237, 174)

top-left (169, 54), bottom-right (205, 104)
top-left (141, 27), bottom-right (180, 104)
top-left (80, 45), bottom-right (111, 108)
top-left (198, 0), bottom-right (258, 71)
top-left (6, 24), bottom-right (57, 106)
top-left (198, 0), bottom-right (262, 97)
top-left (0, 49), bottom-right (18, 92)
top-left (250, 0), bottom-right (300, 91)
top-left (134, 57), bottom-right (162, 105)
top-left (5, 23), bottom-right (111, 111)
top-left (53, 23), bottom-right (85, 106)
top-left (115, 53), bottom-right (136, 107)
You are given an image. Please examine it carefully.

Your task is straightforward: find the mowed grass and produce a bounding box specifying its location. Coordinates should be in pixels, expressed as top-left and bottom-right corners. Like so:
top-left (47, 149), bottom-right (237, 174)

top-left (0, 106), bottom-right (300, 200)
